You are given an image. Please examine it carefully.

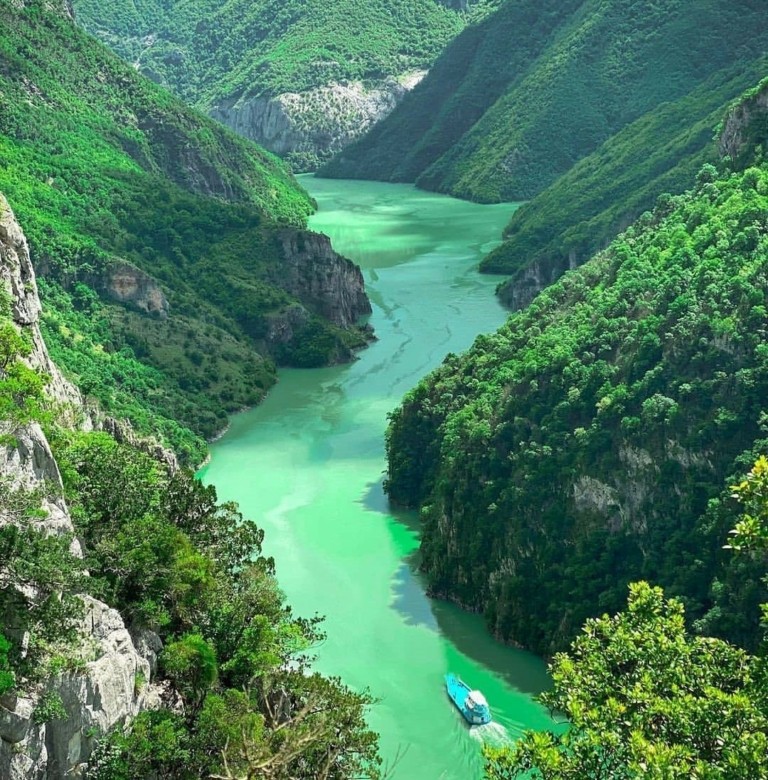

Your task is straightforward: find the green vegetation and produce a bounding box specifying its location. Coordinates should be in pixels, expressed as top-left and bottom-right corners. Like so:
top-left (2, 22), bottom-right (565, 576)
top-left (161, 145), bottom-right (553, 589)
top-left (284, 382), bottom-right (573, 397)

top-left (485, 583), bottom-right (768, 779)
top-left (73, 0), bottom-right (469, 108)
top-left (57, 432), bottom-right (380, 779)
top-left (385, 152), bottom-right (768, 656)
top-left (0, 290), bottom-right (88, 686)
top-left (327, 0), bottom-right (768, 301)
top-left (487, 58), bottom-right (768, 306)
top-left (0, 1), bottom-right (369, 462)
top-left (485, 457), bottom-right (768, 778)
top-left (329, 0), bottom-right (768, 200)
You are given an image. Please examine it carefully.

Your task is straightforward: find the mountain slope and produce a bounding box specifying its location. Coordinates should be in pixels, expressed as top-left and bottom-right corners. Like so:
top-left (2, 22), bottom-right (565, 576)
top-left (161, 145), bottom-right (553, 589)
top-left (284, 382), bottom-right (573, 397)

top-left (488, 56), bottom-right (768, 308)
top-left (0, 0), bottom-right (371, 462)
top-left (72, 0), bottom-right (479, 169)
top-left (326, 0), bottom-right (768, 201)
top-left (324, 0), bottom-right (768, 307)
top-left (0, 194), bottom-right (380, 780)
top-left (384, 88), bottom-right (768, 656)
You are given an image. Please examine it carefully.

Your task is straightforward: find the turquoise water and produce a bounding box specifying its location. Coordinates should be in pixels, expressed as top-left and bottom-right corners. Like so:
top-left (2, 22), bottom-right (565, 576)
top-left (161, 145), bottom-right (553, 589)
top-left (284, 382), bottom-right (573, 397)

top-left (200, 177), bottom-right (556, 779)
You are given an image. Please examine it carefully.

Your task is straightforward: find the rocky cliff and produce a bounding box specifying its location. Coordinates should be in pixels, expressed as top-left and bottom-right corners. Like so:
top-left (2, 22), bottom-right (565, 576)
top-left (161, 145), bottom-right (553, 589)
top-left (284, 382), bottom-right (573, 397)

top-left (719, 77), bottom-right (768, 168)
top-left (274, 229), bottom-right (371, 328)
top-left (211, 73), bottom-right (426, 171)
top-left (0, 196), bottom-right (161, 779)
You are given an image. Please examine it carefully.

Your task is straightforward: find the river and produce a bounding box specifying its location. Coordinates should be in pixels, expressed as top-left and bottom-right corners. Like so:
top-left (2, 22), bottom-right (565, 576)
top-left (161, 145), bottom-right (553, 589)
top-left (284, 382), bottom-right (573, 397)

top-left (199, 177), bottom-right (557, 779)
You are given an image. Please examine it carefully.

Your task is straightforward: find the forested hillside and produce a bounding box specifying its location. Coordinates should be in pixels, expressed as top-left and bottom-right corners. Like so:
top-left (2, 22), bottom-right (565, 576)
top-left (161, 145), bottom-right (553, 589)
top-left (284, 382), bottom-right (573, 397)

top-left (385, 87), bottom-right (768, 657)
top-left (72, 0), bottom-right (485, 169)
top-left (327, 0), bottom-right (768, 305)
top-left (0, 0), bottom-right (371, 463)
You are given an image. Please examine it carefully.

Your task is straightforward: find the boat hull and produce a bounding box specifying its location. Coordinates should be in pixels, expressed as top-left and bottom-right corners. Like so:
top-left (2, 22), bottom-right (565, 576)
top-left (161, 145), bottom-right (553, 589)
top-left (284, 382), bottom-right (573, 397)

top-left (445, 673), bottom-right (492, 725)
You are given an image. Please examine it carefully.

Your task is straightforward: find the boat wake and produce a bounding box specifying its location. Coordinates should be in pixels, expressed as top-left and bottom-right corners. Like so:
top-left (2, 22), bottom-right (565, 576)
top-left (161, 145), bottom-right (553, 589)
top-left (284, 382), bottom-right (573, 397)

top-left (469, 721), bottom-right (513, 748)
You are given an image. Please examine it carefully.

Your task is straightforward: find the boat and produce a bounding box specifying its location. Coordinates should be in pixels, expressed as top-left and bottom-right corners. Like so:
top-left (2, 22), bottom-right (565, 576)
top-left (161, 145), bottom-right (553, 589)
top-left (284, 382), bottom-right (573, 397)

top-left (445, 673), bottom-right (492, 725)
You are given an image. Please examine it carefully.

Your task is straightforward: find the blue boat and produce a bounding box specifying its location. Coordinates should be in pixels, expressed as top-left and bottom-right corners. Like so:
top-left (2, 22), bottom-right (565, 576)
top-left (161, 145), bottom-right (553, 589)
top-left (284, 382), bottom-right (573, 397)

top-left (445, 673), bottom-right (492, 725)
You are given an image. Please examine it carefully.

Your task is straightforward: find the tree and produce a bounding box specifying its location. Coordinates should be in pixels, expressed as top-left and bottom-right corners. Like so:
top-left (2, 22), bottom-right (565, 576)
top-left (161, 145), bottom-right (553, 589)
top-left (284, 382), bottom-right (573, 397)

top-left (0, 633), bottom-right (15, 696)
top-left (727, 454), bottom-right (768, 629)
top-left (484, 582), bottom-right (768, 779)
top-left (161, 633), bottom-right (218, 713)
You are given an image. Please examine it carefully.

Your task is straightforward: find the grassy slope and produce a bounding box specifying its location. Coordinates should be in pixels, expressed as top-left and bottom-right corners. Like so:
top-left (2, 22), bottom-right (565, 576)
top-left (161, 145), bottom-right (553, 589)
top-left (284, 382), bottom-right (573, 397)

top-left (386, 144), bottom-right (768, 655)
top-left (72, 0), bottom-right (469, 105)
top-left (0, 1), bottom-right (363, 462)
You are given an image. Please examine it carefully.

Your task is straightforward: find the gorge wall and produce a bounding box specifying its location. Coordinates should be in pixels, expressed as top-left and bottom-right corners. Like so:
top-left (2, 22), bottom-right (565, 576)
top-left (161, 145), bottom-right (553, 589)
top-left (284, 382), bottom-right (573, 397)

top-left (210, 72), bottom-right (426, 171)
top-left (0, 196), bottom-right (161, 779)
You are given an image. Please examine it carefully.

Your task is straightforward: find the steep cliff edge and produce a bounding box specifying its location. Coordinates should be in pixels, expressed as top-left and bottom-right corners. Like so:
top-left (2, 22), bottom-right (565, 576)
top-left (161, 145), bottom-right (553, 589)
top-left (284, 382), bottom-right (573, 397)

top-left (274, 230), bottom-right (371, 329)
top-left (719, 77), bottom-right (768, 169)
top-left (0, 197), bottom-right (160, 780)
top-left (210, 73), bottom-right (426, 171)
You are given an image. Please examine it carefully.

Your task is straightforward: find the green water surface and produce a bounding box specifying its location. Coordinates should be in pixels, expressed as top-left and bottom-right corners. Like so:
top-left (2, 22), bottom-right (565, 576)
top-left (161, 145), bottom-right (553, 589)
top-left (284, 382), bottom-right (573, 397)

top-left (200, 177), bottom-right (557, 779)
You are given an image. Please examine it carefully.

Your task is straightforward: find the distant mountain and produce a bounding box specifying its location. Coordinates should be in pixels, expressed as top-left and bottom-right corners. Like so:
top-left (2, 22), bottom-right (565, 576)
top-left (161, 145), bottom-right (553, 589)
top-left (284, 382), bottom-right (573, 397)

top-left (0, 0), bottom-right (371, 462)
top-left (325, 0), bottom-right (768, 300)
top-left (72, 0), bottom-right (486, 169)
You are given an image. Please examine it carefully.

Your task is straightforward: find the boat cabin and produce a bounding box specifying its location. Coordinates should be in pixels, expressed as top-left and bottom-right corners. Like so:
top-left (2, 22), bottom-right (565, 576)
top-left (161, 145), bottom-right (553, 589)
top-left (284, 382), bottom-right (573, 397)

top-left (466, 691), bottom-right (488, 712)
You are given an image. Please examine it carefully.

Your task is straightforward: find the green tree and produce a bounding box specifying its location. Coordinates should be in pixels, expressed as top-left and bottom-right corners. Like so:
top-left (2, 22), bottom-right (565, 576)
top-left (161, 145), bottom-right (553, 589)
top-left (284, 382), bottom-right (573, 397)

top-left (728, 454), bottom-right (768, 628)
top-left (0, 633), bottom-right (15, 696)
top-left (485, 582), bottom-right (768, 779)
top-left (161, 633), bottom-right (218, 713)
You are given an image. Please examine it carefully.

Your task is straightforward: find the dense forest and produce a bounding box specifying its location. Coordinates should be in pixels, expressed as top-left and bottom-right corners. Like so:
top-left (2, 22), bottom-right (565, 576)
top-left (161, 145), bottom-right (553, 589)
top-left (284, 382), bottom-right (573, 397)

top-left (385, 87), bottom-right (768, 659)
top-left (72, 0), bottom-right (473, 101)
top-left (327, 0), bottom-right (768, 304)
top-left (0, 0), bottom-right (370, 463)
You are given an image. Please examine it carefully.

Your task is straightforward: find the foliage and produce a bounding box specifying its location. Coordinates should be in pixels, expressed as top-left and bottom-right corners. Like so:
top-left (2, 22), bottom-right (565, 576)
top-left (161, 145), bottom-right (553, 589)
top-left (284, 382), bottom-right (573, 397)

top-left (0, 633), bottom-right (15, 696)
top-left (484, 583), bottom-right (768, 779)
top-left (55, 431), bottom-right (381, 778)
top-left (0, 286), bottom-right (48, 444)
top-left (0, 1), bottom-right (365, 462)
top-left (385, 158), bottom-right (768, 655)
top-left (33, 690), bottom-right (68, 725)
top-left (73, 0), bottom-right (466, 107)
top-left (728, 455), bottom-right (768, 630)
top-left (85, 709), bottom-right (191, 780)
top-left (161, 634), bottom-right (219, 711)
top-left (0, 480), bottom-right (87, 685)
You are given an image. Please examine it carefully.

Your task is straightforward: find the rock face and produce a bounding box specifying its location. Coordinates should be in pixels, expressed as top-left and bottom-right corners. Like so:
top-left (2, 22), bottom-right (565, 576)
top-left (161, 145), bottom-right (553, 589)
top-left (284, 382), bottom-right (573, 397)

top-left (0, 195), bottom-right (82, 411)
top-left (210, 73), bottom-right (426, 170)
top-left (99, 259), bottom-right (169, 318)
top-left (274, 229), bottom-right (371, 328)
top-left (719, 78), bottom-right (768, 167)
top-left (0, 195), bottom-right (160, 779)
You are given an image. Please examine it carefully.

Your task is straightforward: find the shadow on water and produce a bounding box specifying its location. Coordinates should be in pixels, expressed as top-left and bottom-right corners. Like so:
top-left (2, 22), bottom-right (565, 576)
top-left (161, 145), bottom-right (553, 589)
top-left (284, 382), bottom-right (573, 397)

top-left (364, 475), bottom-right (553, 698)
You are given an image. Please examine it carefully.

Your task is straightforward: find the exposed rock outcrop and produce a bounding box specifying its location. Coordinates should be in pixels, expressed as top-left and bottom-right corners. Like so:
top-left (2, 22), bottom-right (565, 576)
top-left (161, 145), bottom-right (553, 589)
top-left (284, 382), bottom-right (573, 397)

top-left (274, 229), bottom-right (372, 328)
top-left (0, 195), bottom-right (161, 779)
top-left (98, 259), bottom-right (169, 318)
top-left (210, 73), bottom-right (426, 171)
top-left (719, 78), bottom-right (768, 168)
